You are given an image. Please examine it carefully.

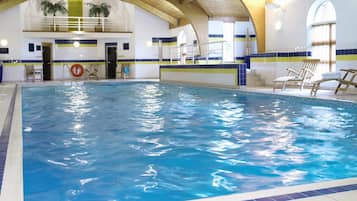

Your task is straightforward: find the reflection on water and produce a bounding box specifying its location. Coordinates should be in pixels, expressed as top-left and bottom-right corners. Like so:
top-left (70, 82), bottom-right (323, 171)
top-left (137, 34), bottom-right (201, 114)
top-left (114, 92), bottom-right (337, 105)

top-left (22, 83), bottom-right (357, 201)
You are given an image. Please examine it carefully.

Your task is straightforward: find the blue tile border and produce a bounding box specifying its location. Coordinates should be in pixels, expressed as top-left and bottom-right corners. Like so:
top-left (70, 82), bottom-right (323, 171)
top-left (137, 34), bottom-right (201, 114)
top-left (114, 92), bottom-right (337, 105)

top-left (243, 183), bottom-right (357, 201)
top-left (208, 34), bottom-right (224, 38)
top-left (0, 85), bottom-right (17, 192)
top-left (160, 64), bottom-right (245, 69)
top-left (152, 37), bottom-right (177, 43)
top-left (235, 34), bottom-right (257, 38)
top-left (1, 57), bottom-right (245, 64)
top-left (105, 42), bottom-right (118, 46)
top-left (250, 51), bottom-right (312, 58)
top-left (336, 49), bottom-right (357, 55)
top-left (55, 39), bottom-right (97, 45)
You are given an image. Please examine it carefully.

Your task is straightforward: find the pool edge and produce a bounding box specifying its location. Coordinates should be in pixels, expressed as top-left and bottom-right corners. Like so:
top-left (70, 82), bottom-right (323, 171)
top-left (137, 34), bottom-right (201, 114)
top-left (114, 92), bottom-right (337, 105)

top-left (0, 84), bottom-right (23, 201)
top-left (189, 177), bottom-right (357, 201)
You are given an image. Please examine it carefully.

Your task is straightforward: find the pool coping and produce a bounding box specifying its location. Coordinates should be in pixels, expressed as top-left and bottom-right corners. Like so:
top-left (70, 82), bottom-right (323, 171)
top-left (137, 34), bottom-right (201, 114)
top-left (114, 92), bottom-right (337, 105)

top-left (0, 80), bottom-right (356, 201)
top-left (190, 178), bottom-right (357, 201)
top-left (0, 84), bottom-right (17, 192)
top-left (0, 84), bottom-right (23, 201)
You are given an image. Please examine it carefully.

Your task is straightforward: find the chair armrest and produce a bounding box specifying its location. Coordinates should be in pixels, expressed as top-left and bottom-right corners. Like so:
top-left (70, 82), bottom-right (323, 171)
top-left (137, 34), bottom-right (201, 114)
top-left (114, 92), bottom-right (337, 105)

top-left (305, 68), bottom-right (315, 76)
top-left (286, 67), bottom-right (299, 76)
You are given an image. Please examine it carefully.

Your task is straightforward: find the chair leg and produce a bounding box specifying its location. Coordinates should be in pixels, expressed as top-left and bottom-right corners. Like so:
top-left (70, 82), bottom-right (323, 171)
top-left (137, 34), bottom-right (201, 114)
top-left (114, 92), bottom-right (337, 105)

top-left (310, 82), bottom-right (320, 96)
top-left (282, 81), bottom-right (287, 90)
top-left (300, 81), bottom-right (304, 91)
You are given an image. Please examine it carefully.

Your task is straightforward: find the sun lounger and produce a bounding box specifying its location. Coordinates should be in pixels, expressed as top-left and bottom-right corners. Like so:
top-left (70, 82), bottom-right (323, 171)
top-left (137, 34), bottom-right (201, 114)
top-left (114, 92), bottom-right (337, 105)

top-left (310, 69), bottom-right (357, 96)
top-left (310, 72), bottom-right (341, 96)
top-left (86, 64), bottom-right (99, 80)
top-left (334, 69), bottom-right (357, 94)
top-left (273, 59), bottom-right (320, 91)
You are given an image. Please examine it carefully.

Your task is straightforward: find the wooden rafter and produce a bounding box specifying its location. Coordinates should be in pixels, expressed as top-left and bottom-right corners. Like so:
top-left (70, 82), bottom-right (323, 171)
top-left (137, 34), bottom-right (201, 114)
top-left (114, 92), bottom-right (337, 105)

top-left (122, 0), bottom-right (178, 26)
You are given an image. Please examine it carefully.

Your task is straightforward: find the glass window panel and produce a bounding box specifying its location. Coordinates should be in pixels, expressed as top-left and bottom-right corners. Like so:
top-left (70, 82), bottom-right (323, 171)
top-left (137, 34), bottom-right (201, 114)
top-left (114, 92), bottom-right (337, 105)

top-left (331, 24), bottom-right (336, 40)
top-left (223, 22), bottom-right (234, 62)
top-left (310, 1), bottom-right (336, 73)
top-left (313, 1), bottom-right (336, 23)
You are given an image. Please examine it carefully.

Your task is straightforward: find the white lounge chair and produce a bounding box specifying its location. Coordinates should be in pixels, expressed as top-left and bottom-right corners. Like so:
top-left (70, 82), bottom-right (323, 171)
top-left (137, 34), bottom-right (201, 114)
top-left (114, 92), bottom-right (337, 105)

top-left (273, 59), bottom-right (320, 91)
top-left (86, 64), bottom-right (99, 80)
top-left (25, 64), bottom-right (35, 82)
top-left (310, 72), bottom-right (342, 96)
top-left (334, 69), bottom-right (357, 94)
top-left (310, 69), bottom-right (357, 96)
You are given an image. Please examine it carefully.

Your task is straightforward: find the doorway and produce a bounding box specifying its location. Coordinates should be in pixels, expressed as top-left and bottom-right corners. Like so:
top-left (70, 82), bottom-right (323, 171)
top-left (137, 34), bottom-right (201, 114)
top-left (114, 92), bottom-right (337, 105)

top-left (42, 43), bottom-right (52, 81)
top-left (105, 46), bottom-right (117, 79)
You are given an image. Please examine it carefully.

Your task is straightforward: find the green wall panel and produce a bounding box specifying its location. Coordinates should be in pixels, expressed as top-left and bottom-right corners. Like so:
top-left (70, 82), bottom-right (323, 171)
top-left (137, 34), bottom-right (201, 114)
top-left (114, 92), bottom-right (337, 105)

top-left (68, 0), bottom-right (83, 31)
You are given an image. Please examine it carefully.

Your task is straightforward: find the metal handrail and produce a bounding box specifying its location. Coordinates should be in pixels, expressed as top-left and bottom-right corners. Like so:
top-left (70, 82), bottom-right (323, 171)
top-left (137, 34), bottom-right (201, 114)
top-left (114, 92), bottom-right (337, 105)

top-left (165, 40), bottom-right (230, 64)
top-left (24, 16), bottom-right (130, 32)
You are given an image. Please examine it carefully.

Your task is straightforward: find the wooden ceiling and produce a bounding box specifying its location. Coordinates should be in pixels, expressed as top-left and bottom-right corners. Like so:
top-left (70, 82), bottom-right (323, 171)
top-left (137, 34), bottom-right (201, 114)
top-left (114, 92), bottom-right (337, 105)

top-left (197, 0), bottom-right (249, 20)
top-left (0, 0), bottom-right (250, 27)
top-left (122, 0), bottom-right (250, 27)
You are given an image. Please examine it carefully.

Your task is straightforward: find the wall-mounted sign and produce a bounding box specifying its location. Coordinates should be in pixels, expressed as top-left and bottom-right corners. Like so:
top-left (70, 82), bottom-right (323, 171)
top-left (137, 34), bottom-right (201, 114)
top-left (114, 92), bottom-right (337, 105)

top-left (123, 43), bottom-right (129, 50)
top-left (0, 48), bottom-right (9, 54)
top-left (29, 43), bottom-right (35, 52)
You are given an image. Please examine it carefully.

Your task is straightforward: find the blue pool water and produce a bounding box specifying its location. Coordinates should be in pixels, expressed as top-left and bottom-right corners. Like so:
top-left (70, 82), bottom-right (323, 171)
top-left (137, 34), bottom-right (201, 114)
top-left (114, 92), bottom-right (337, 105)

top-left (23, 82), bottom-right (357, 201)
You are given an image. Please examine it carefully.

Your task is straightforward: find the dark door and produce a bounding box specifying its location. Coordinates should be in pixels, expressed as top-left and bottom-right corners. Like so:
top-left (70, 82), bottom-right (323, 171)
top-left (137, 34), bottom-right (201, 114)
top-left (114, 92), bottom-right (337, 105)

top-left (106, 46), bottom-right (117, 79)
top-left (42, 45), bottom-right (52, 81)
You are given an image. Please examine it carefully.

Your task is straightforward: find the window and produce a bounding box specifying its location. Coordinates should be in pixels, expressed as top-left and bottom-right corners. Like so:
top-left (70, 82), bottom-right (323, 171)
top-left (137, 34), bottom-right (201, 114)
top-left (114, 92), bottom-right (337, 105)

top-left (178, 31), bottom-right (187, 63)
top-left (310, 1), bottom-right (336, 74)
top-left (223, 22), bottom-right (234, 62)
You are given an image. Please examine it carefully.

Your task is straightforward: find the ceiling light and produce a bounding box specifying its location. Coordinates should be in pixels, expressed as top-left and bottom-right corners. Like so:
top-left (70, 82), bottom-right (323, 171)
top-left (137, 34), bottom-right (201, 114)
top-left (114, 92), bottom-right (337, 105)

top-left (72, 31), bottom-right (85, 35)
top-left (146, 41), bottom-right (153, 47)
top-left (275, 20), bottom-right (282, 30)
top-left (0, 39), bottom-right (8, 47)
top-left (73, 41), bottom-right (80, 48)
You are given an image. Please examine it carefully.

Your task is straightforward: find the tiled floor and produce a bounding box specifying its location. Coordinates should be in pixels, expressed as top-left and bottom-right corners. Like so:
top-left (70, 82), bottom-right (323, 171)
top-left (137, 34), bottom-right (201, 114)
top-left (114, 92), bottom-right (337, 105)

top-left (0, 81), bottom-right (356, 201)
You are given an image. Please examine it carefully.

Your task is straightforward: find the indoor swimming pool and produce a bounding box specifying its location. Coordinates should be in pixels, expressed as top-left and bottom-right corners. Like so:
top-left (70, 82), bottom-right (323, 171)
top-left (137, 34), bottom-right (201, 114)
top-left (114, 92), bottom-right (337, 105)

top-left (22, 82), bottom-right (357, 201)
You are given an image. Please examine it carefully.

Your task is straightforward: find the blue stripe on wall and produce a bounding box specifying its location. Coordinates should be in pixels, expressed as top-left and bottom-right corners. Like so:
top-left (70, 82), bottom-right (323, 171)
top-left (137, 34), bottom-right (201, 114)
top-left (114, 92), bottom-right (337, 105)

top-left (105, 42), bottom-right (118, 46)
top-left (250, 51), bottom-right (312, 58)
top-left (152, 37), bottom-right (177, 43)
top-left (208, 34), bottom-right (223, 38)
top-left (55, 40), bottom-right (98, 45)
top-left (336, 49), bottom-right (357, 55)
top-left (2, 60), bottom-right (43, 63)
top-left (235, 34), bottom-right (256, 38)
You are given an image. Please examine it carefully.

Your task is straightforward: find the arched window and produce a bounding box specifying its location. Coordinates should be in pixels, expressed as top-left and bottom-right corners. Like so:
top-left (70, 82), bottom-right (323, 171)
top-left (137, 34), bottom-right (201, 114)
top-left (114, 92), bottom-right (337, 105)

top-left (177, 31), bottom-right (187, 64)
top-left (223, 22), bottom-right (234, 62)
top-left (310, 0), bottom-right (336, 74)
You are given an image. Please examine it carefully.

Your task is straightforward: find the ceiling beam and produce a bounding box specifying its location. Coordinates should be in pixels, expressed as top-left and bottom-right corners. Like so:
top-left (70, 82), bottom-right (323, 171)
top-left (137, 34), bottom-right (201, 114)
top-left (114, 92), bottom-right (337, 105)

top-left (122, 0), bottom-right (178, 26)
top-left (179, 0), bottom-right (195, 4)
top-left (209, 16), bottom-right (250, 22)
top-left (0, 0), bottom-right (26, 12)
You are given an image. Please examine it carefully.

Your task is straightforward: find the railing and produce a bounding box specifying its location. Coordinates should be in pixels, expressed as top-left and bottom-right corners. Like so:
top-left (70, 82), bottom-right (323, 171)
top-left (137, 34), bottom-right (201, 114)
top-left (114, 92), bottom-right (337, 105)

top-left (164, 41), bottom-right (231, 64)
top-left (24, 16), bottom-right (131, 33)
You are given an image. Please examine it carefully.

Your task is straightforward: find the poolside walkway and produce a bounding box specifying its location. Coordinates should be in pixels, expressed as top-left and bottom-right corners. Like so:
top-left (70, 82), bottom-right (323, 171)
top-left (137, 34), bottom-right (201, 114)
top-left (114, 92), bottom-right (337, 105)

top-left (0, 83), bottom-right (23, 201)
top-left (240, 86), bottom-right (357, 103)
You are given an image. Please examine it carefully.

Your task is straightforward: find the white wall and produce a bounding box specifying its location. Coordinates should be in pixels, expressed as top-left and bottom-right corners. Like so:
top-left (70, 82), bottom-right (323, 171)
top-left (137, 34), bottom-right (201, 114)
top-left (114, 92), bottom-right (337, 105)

top-left (261, 0), bottom-right (357, 89)
top-left (0, 5), bottom-right (23, 61)
top-left (1, 0), bottom-right (173, 81)
top-left (134, 7), bottom-right (170, 59)
top-left (266, 0), bottom-right (357, 51)
top-left (235, 21), bottom-right (257, 57)
top-left (133, 6), bottom-right (170, 78)
top-left (170, 24), bottom-right (197, 45)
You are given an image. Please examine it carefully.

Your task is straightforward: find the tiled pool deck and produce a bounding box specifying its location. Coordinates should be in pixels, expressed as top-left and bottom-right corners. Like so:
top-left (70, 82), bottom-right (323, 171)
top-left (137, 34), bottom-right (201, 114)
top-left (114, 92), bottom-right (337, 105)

top-left (0, 81), bottom-right (356, 201)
